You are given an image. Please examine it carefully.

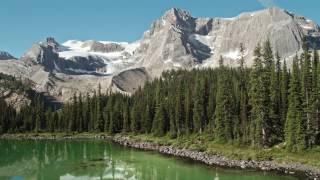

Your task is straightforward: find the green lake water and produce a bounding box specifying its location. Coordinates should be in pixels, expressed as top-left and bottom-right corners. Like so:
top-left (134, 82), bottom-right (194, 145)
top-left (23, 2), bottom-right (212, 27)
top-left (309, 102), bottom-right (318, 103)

top-left (0, 139), bottom-right (298, 180)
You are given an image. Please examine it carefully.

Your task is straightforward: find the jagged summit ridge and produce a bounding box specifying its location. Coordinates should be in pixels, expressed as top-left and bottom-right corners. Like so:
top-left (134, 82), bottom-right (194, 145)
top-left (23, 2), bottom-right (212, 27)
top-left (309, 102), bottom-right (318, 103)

top-left (161, 8), bottom-right (195, 30)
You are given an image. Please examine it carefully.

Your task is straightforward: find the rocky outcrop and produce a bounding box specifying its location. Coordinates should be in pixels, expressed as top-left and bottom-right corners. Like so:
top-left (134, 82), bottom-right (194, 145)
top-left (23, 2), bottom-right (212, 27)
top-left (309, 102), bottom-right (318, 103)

top-left (46, 37), bottom-right (61, 52)
top-left (90, 41), bottom-right (125, 53)
top-left (57, 56), bottom-right (107, 75)
top-left (4, 92), bottom-right (31, 111)
top-left (111, 67), bottom-right (150, 93)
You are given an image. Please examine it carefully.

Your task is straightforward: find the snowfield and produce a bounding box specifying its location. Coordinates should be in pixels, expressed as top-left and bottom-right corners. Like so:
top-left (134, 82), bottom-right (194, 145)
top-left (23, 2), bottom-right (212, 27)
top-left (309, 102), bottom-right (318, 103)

top-left (58, 40), bottom-right (141, 74)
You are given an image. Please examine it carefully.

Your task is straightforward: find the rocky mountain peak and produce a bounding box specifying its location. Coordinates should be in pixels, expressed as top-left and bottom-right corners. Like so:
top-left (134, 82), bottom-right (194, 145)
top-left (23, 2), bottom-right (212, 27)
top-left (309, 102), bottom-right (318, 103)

top-left (20, 38), bottom-right (59, 71)
top-left (235, 6), bottom-right (292, 22)
top-left (47, 37), bottom-right (60, 47)
top-left (39, 37), bottom-right (61, 52)
top-left (0, 51), bottom-right (16, 60)
top-left (46, 37), bottom-right (58, 45)
top-left (159, 8), bottom-right (195, 31)
top-left (163, 8), bottom-right (192, 21)
top-left (262, 6), bottom-right (294, 20)
top-left (266, 6), bottom-right (288, 14)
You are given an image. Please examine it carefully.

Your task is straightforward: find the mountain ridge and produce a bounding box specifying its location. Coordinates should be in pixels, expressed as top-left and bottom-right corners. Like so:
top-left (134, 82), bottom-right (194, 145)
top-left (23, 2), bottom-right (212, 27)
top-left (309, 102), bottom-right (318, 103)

top-left (0, 6), bottom-right (319, 103)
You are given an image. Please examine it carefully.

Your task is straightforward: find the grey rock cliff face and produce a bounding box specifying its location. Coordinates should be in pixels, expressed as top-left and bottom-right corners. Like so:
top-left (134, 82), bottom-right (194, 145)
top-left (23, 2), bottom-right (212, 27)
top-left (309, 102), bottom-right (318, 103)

top-left (134, 8), bottom-right (201, 76)
top-left (20, 38), bottom-right (59, 71)
top-left (59, 56), bottom-right (106, 74)
top-left (206, 7), bottom-right (308, 66)
top-left (134, 7), bottom-right (320, 74)
top-left (111, 67), bottom-right (150, 93)
top-left (112, 7), bottom-right (320, 93)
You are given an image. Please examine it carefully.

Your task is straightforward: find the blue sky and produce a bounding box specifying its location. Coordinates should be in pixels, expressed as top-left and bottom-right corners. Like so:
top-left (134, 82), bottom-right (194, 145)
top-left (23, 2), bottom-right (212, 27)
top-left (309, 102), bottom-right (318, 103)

top-left (1, 0), bottom-right (320, 57)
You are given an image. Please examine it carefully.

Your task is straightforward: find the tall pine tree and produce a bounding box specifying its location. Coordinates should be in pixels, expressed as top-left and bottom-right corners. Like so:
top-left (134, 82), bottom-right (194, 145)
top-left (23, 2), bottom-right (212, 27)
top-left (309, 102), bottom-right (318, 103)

top-left (285, 56), bottom-right (304, 151)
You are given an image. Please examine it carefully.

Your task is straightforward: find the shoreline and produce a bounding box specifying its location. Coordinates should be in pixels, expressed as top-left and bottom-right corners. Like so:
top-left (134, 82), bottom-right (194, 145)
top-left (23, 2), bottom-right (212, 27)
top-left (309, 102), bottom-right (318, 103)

top-left (1, 133), bottom-right (319, 179)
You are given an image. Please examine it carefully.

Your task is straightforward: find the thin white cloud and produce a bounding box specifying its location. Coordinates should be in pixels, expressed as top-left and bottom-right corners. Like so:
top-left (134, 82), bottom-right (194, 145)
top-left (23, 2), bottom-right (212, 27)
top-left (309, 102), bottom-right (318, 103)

top-left (257, 0), bottom-right (275, 7)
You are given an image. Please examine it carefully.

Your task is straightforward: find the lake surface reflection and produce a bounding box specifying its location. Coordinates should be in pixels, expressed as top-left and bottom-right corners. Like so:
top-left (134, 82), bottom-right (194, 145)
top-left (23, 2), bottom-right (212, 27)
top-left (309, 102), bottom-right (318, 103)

top-left (0, 139), bottom-right (297, 180)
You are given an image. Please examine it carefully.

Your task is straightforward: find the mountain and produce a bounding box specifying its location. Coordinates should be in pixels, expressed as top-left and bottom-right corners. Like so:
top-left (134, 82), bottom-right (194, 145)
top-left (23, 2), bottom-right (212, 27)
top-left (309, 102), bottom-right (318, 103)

top-left (0, 7), bottom-right (319, 102)
top-left (134, 7), bottom-right (319, 72)
top-left (0, 51), bottom-right (15, 60)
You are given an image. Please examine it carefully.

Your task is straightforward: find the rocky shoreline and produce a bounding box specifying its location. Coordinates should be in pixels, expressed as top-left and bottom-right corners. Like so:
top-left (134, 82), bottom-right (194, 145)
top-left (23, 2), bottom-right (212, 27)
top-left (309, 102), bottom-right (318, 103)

top-left (113, 136), bottom-right (319, 180)
top-left (1, 133), bottom-right (319, 179)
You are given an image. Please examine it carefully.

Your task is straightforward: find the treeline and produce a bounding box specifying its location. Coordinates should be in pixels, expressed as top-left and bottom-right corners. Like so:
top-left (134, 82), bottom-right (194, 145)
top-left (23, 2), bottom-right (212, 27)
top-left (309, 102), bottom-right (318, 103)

top-left (1, 40), bottom-right (320, 152)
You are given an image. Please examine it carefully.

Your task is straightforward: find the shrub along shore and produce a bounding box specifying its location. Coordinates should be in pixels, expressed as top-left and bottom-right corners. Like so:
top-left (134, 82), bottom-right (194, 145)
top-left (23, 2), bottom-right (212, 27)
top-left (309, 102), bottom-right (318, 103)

top-left (1, 132), bottom-right (319, 179)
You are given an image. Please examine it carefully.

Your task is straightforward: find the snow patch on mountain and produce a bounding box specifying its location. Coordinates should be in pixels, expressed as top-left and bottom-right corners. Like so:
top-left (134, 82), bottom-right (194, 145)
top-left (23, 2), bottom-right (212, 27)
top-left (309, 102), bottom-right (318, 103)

top-left (188, 34), bottom-right (215, 53)
top-left (301, 25), bottom-right (314, 30)
top-left (164, 59), bottom-right (173, 64)
top-left (223, 50), bottom-right (242, 60)
top-left (59, 40), bottom-right (140, 59)
top-left (58, 40), bottom-right (141, 74)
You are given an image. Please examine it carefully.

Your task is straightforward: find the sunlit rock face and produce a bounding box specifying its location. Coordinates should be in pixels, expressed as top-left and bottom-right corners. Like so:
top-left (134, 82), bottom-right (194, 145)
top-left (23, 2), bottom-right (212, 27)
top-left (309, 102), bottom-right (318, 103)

top-left (135, 7), bottom-right (320, 73)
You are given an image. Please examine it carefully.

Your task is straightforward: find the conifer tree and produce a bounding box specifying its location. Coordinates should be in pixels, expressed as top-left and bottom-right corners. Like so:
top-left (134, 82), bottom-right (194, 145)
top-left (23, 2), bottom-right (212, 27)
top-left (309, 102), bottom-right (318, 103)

top-left (109, 100), bottom-right (120, 134)
top-left (185, 88), bottom-right (193, 134)
top-left (78, 93), bottom-right (84, 132)
top-left (96, 84), bottom-right (104, 132)
top-left (34, 95), bottom-right (43, 133)
top-left (193, 79), bottom-right (204, 133)
top-left (90, 91), bottom-right (97, 131)
top-left (285, 56), bottom-right (304, 151)
top-left (280, 59), bottom-right (289, 139)
top-left (175, 80), bottom-right (185, 136)
top-left (130, 102), bottom-right (140, 133)
top-left (152, 102), bottom-right (166, 136)
top-left (238, 43), bottom-right (249, 142)
top-left (270, 52), bottom-right (282, 142)
top-left (310, 49), bottom-right (320, 145)
top-left (214, 56), bottom-right (234, 141)
top-left (261, 40), bottom-right (275, 146)
top-left (46, 108), bottom-right (54, 132)
top-left (122, 100), bottom-right (131, 133)
top-left (151, 79), bottom-right (166, 136)
top-left (70, 93), bottom-right (78, 132)
top-left (84, 93), bottom-right (91, 132)
top-left (249, 44), bottom-right (265, 148)
top-left (301, 43), bottom-right (313, 148)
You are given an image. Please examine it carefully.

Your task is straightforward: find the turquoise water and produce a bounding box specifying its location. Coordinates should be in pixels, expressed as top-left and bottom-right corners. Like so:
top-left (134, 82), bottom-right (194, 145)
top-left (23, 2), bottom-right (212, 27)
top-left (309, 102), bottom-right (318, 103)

top-left (0, 139), bottom-right (298, 180)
